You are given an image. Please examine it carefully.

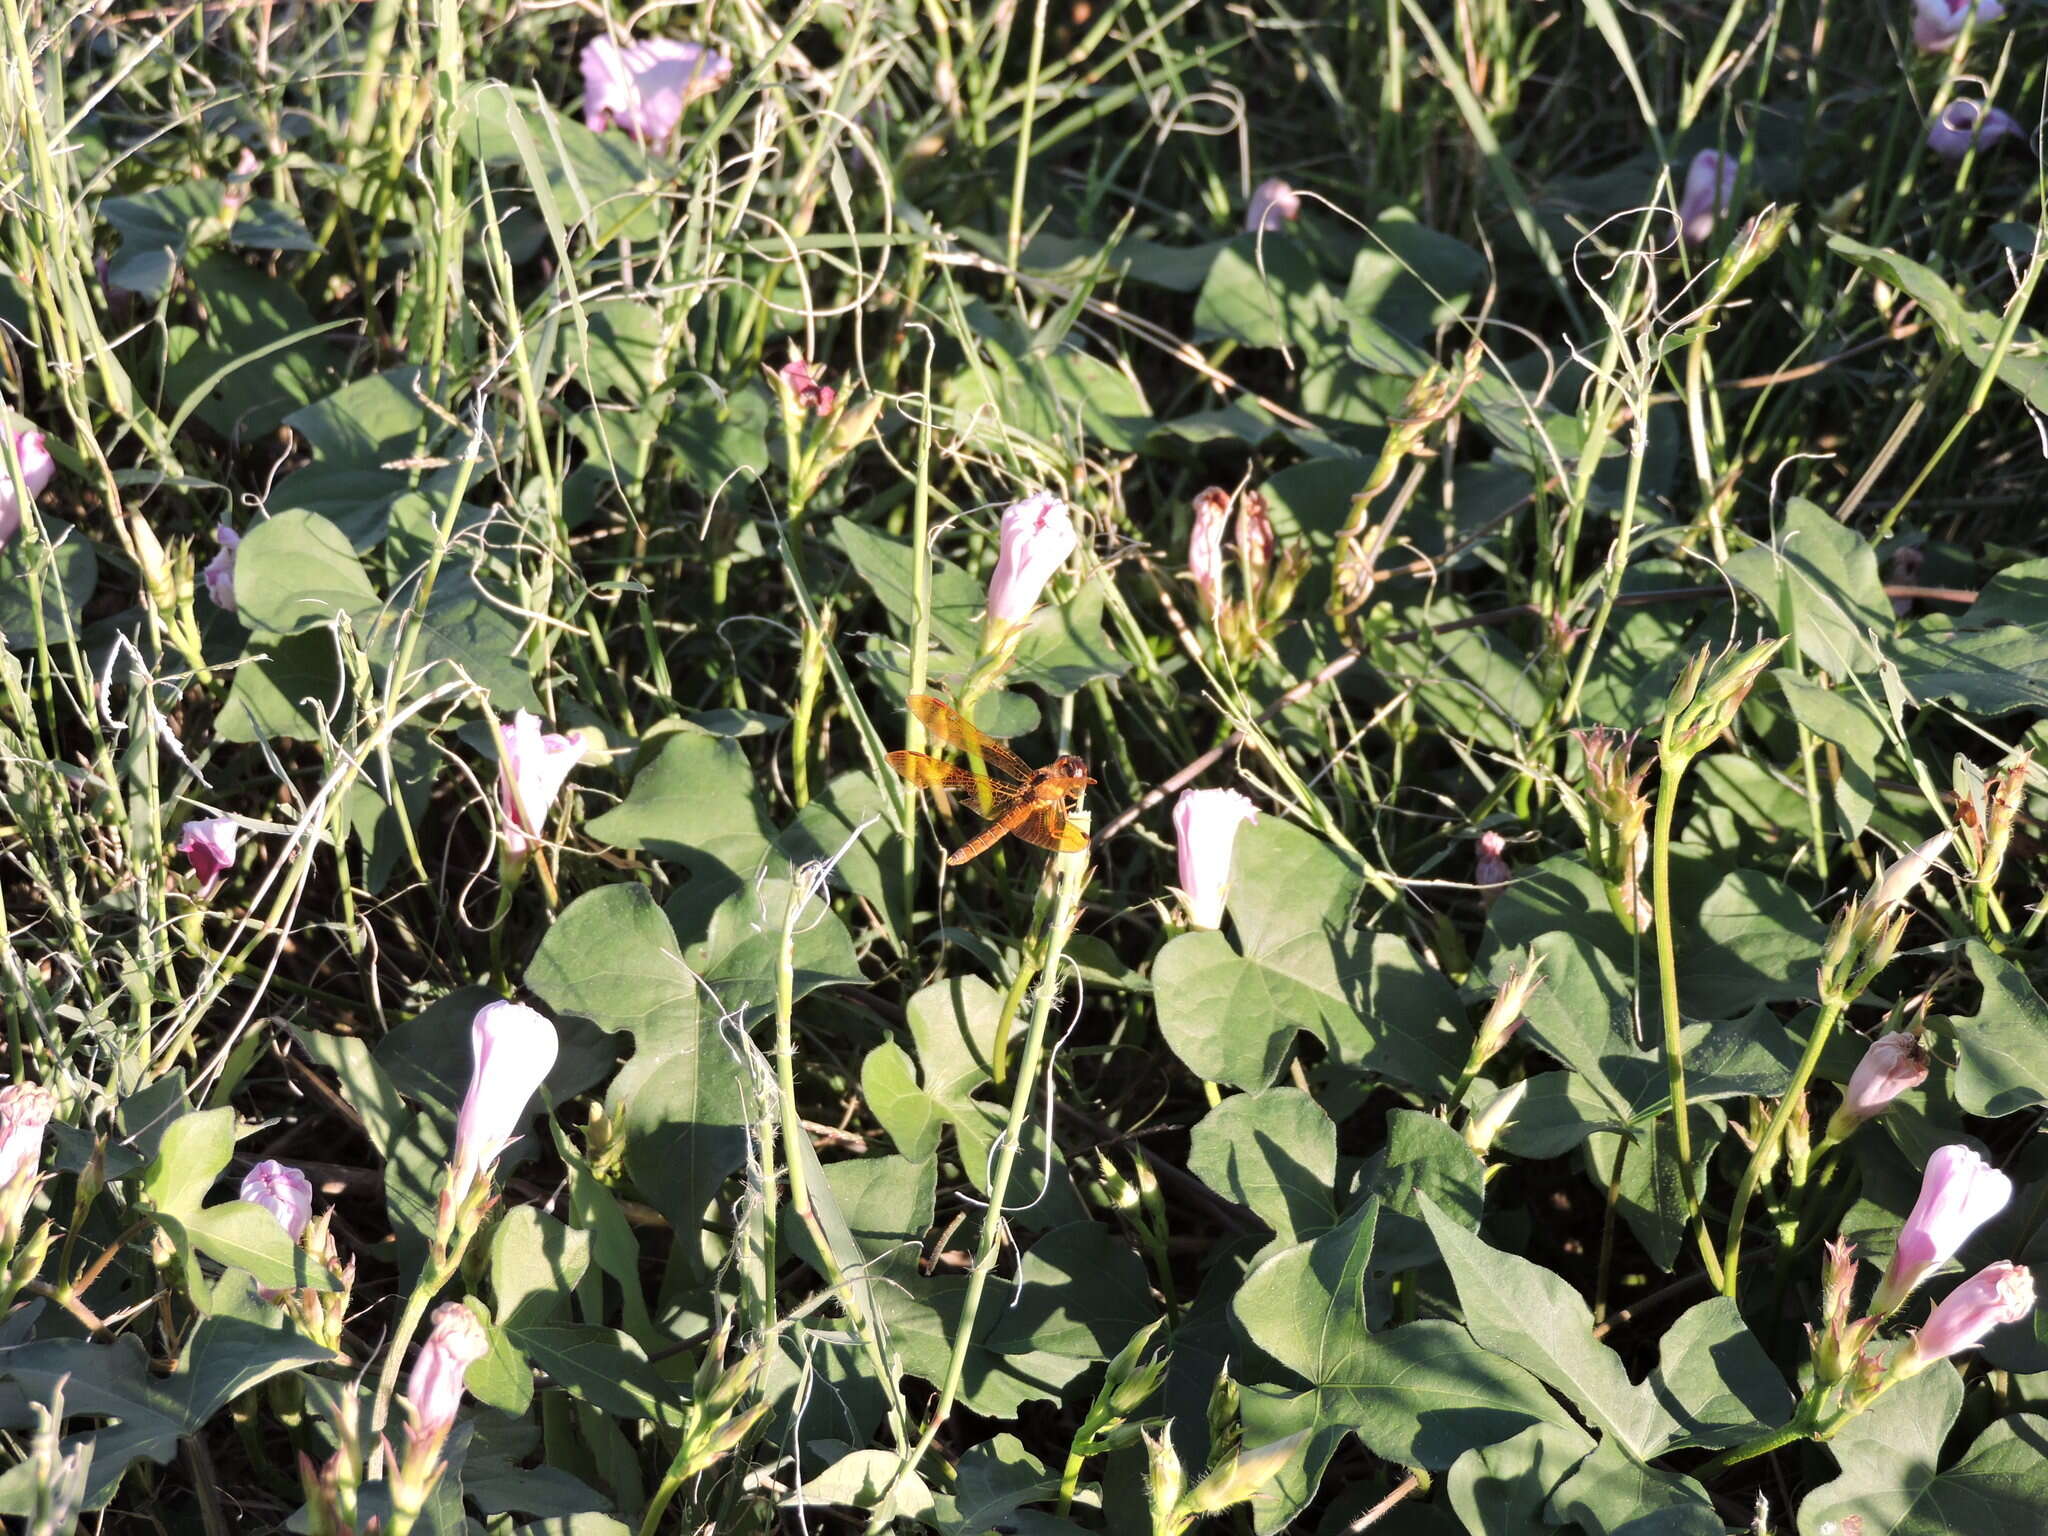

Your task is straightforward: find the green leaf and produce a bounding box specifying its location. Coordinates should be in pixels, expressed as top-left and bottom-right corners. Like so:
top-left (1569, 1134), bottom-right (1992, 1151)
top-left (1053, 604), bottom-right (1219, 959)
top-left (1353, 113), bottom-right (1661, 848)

top-left (139, 1107), bottom-right (235, 1219)
top-left (461, 82), bottom-right (668, 246)
top-left (668, 871), bottom-right (862, 1025)
top-left (234, 510), bottom-right (381, 637)
top-left (1345, 213), bottom-right (1487, 348)
top-left (527, 883), bottom-right (703, 1050)
top-left (790, 1450), bottom-right (936, 1524)
top-left (861, 1041), bottom-right (945, 1162)
top-left (282, 365), bottom-right (430, 468)
top-left (1006, 577), bottom-right (1130, 697)
top-left (939, 1435), bottom-right (1058, 1536)
top-left (1356, 1110), bottom-right (1487, 1270)
top-left (1891, 623), bottom-right (2048, 716)
top-left (1678, 868), bottom-right (1829, 1018)
top-left (1193, 235), bottom-right (1344, 353)
top-left (1447, 1420), bottom-right (1595, 1536)
top-left (215, 630), bottom-right (344, 743)
top-left (583, 730), bottom-right (780, 894)
top-left (1724, 497), bottom-right (1891, 677)
top-left (985, 1221), bottom-right (1158, 1359)
top-left (185, 1201), bottom-right (339, 1293)
top-left (1187, 1087), bottom-right (1339, 1243)
top-left (162, 255), bottom-right (334, 437)
top-left (294, 1028), bottom-right (447, 1279)
top-left (1943, 939), bottom-right (2048, 1120)
top-left (1630, 1298), bottom-right (1791, 1454)
top-left (491, 1208), bottom-right (592, 1331)
top-left (1775, 669), bottom-right (1884, 836)
top-left (1545, 1434), bottom-right (1720, 1535)
top-left (0, 534), bottom-right (97, 651)
top-left (502, 1323), bottom-right (679, 1427)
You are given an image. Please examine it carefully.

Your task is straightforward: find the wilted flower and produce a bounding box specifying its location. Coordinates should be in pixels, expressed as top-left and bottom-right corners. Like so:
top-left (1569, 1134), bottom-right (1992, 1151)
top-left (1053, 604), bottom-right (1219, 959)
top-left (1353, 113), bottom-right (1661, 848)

top-left (1914, 0), bottom-right (2005, 50)
top-left (1826, 1032), bottom-right (1929, 1143)
top-left (775, 354), bottom-right (838, 416)
top-left (1172, 788), bottom-right (1259, 931)
top-left (1245, 178), bottom-right (1301, 234)
top-left (404, 1301), bottom-right (488, 1444)
top-left (0, 1084), bottom-right (55, 1193)
top-left (984, 492), bottom-right (1077, 634)
top-left (1897, 1261), bottom-right (2035, 1371)
top-left (177, 817), bottom-right (241, 898)
top-left (203, 525), bottom-right (240, 611)
top-left (1928, 100), bottom-right (2022, 160)
top-left (447, 1001), bottom-right (560, 1213)
top-left (221, 147), bottom-right (261, 218)
top-left (497, 711), bottom-right (587, 861)
top-left (581, 35), bottom-right (732, 146)
top-left (1873, 1143), bottom-right (2013, 1315)
top-left (240, 1160), bottom-right (313, 1241)
top-left (1678, 149), bottom-right (1738, 246)
top-left (1188, 488), bottom-right (1229, 621)
top-left (1237, 490), bottom-right (1275, 576)
top-left (0, 428), bottom-right (56, 548)
top-left (1475, 831), bottom-right (1510, 907)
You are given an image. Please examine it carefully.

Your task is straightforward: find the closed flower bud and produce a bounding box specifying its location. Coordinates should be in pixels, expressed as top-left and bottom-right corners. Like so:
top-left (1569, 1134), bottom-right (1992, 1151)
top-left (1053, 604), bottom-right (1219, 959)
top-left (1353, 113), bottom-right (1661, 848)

top-left (1914, 0), bottom-right (2005, 50)
top-left (984, 492), bottom-right (1078, 634)
top-left (1825, 1032), bottom-right (1929, 1143)
top-left (1928, 100), bottom-right (2021, 160)
top-left (1678, 149), bottom-right (1738, 246)
top-left (581, 34), bottom-right (732, 147)
top-left (1474, 831), bottom-right (1510, 907)
top-left (203, 525), bottom-right (240, 611)
top-left (497, 710), bottom-right (587, 861)
top-left (447, 1001), bottom-right (560, 1211)
top-left (1182, 1429), bottom-right (1310, 1518)
top-left (1188, 488), bottom-right (1229, 621)
top-left (177, 817), bottom-right (241, 899)
top-left (1867, 831), bottom-right (1951, 917)
top-left (1244, 178), bottom-right (1301, 233)
top-left (241, 1159), bottom-right (313, 1241)
top-left (1873, 1143), bottom-right (2013, 1315)
top-left (1465, 1078), bottom-right (1527, 1159)
top-left (0, 428), bottom-right (55, 548)
top-left (126, 510), bottom-right (180, 611)
top-left (404, 1301), bottom-right (489, 1443)
top-left (1172, 788), bottom-right (1259, 931)
top-left (1662, 638), bottom-right (1784, 760)
top-left (1896, 1261), bottom-right (2035, 1374)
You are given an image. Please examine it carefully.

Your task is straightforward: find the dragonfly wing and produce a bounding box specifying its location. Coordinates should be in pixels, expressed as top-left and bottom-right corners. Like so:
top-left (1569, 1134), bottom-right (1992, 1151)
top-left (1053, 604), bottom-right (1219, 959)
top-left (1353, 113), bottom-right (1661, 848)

top-left (907, 695), bottom-right (1031, 783)
top-left (1009, 802), bottom-right (1090, 853)
top-left (887, 752), bottom-right (1011, 821)
top-left (946, 798), bottom-right (1039, 865)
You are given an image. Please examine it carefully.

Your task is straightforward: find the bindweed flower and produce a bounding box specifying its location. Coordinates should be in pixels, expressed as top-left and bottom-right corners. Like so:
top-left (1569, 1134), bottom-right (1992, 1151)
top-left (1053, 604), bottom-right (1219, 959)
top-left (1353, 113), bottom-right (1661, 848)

top-left (1475, 831), bottom-right (1510, 907)
top-left (1872, 1143), bottom-right (2013, 1315)
top-left (983, 492), bottom-right (1077, 641)
top-left (1237, 490), bottom-right (1275, 577)
top-left (178, 817), bottom-right (241, 899)
top-left (1869, 831), bottom-right (1952, 918)
top-left (1825, 1032), bottom-right (1929, 1143)
top-left (0, 1084), bottom-right (55, 1195)
top-left (1895, 1261), bottom-right (2035, 1374)
top-left (1678, 149), bottom-right (1738, 246)
top-left (0, 428), bottom-right (56, 548)
top-left (497, 711), bottom-right (587, 862)
top-left (1173, 788), bottom-right (1260, 931)
top-left (1928, 99), bottom-right (2022, 160)
top-left (581, 34), bottom-right (732, 147)
top-left (1914, 0), bottom-right (2005, 50)
top-left (404, 1301), bottom-right (488, 1446)
top-left (446, 1001), bottom-right (560, 1215)
top-left (774, 353), bottom-right (838, 416)
top-left (1245, 178), bottom-right (1301, 234)
top-left (1188, 488), bottom-right (1229, 621)
top-left (241, 1159), bottom-right (313, 1241)
top-left (203, 524), bottom-right (240, 611)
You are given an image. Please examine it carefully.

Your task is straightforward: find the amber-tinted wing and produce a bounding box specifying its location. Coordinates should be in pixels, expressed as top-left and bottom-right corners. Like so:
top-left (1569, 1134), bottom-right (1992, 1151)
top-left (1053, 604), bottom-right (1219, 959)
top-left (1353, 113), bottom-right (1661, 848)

top-left (1008, 802), bottom-right (1089, 854)
top-left (906, 695), bottom-right (1031, 783)
top-left (886, 751), bottom-right (1019, 821)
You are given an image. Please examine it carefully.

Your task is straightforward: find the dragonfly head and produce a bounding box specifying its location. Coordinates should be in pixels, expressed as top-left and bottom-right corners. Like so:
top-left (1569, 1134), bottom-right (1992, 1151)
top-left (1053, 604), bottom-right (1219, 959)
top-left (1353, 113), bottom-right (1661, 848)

top-left (1051, 754), bottom-right (1094, 787)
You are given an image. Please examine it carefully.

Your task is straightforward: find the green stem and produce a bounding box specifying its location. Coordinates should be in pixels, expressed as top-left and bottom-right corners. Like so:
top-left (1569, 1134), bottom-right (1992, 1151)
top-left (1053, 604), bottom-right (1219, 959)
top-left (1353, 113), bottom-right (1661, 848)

top-left (1697, 1418), bottom-right (1808, 1480)
top-left (1004, 0), bottom-right (1053, 278)
top-left (1721, 995), bottom-right (1846, 1298)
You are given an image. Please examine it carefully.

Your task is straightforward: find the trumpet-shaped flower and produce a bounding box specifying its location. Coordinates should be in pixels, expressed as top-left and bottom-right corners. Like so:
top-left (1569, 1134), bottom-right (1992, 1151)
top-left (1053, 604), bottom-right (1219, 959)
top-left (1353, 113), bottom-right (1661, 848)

top-left (203, 525), bottom-right (240, 611)
top-left (405, 1301), bottom-right (489, 1442)
top-left (1928, 100), bottom-right (2021, 160)
top-left (1172, 788), bottom-right (1259, 931)
top-left (1903, 1261), bottom-right (2035, 1366)
top-left (1914, 0), bottom-right (2005, 50)
top-left (1873, 1143), bottom-right (2013, 1315)
top-left (0, 1084), bottom-right (55, 1191)
top-left (497, 711), bottom-right (587, 860)
top-left (0, 429), bottom-right (55, 549)
top-left (985, 492), bottom-right (1077, 631)
top-left (1678, 150), bottom-right (1738, 246)
top-left (1826, 1032), bottom-right (1929, 1142)
top-left (1245, 179), bottom-right (1301, 234)
top-left (581, 35), bottom-right (732, 146)
top-left (447, 1001), bottom-right (560, 1210)
top-left (178, 818), bottom-right (241, 899)
top-left (240, 1160), bottom-right (313, 1241)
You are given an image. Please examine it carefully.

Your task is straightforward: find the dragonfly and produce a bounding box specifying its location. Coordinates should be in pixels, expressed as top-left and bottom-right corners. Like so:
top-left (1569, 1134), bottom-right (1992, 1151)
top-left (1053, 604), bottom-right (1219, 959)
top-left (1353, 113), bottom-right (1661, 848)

top-left (887, 694), bottom-right (1093, 865)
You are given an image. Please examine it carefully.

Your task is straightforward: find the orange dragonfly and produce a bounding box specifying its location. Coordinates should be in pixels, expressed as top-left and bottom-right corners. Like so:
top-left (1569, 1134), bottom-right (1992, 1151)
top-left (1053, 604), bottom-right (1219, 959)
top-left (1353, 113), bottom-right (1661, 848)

top-left (887, 694), bottom-right (1093, 866)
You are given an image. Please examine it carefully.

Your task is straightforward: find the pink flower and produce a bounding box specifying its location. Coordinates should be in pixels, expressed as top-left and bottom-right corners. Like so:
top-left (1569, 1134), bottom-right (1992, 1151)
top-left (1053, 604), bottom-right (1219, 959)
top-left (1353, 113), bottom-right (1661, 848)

top-left (1904, 1261), bottom-right (2035, 1365)
top-left (1172, 788), bottom-right (1260, 930)
top-left (203, 524), bottom-right (240, 611)
top-left (1928, 99), bottom-right (2022, 160)
top-left (1475, 831), bottom-right (1510, 908)
top-left (404, 1301), bottom-right (489, 1443)
top-left (1826, 1032), bottom-right (1929, 1141)
top-left (984, 492), bottom-right (1078, 631)
top-left (0, 1083), bottom-right (56, 1191)
top-left (1245, 178), bottom-right (1301, 234)
top-left (1238, 491), bottom-right (1275, 575)
top-left (581, 35), bottom-right (732, 147)
top-left (1189, 488), bottom-right (1229, 620)
top-left (1678, 150), bottom-right (1738, 246)
top-left (0, 429), bottom-right (56, 548)
top-left (497, 711), bottom-right (586, 860)
top-left (240, 1159), bottom-right (312, 1241)
top-left (1914, 0), bottom-right (2005, 50)
top-left (1873, 1143), bottom-right (2014, 1314)
top-left (447, 1001), bottom-right (560, 1210)
top-left (178, 817), bottom-right (241, 898)
top-left (776, 355), bottom-right (837, 415)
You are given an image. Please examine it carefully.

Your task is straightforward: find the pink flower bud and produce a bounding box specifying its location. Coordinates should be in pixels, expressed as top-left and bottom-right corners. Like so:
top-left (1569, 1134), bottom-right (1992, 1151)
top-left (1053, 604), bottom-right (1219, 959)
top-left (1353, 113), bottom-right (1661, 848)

top-left (1677, 150), bottom-right (1738, 246)
top-left (497, 711), bottom-right (587, 860)
top-left (1172, 788), bottom-right (1259, 931)
top-left (448, 1001), bottom-right (560, 1209)
top-left (1905, 1260), bottom-right (2035, 1365)
top-left (1245, 178), bottom-right (1302, 234)
top-left (1913, 0), bottom-right (2005, 50)
top-left (404, 1301), bottom-right (489, 1442)
top-left (1867, 831), bottom-right (1951, 916)
top-left (240, 1159), bottom-right (313, 1242)
top-left (1826, 1031), bottom-right (1929, 1142)
top-left (776, 355), bottom-right (838, 415)
top-left (0, 1083), bottom-right (56, 1190)
top-left (1873, 1143), bottom-right (2013, 1314)
top-left (984, 492), bottom-right (1077, 630)
top-left (1238, 491), bottom-right (1275, 575)
top-left (203, 524), bottom-right (240, 611)
top-left (1928, 100), bottom-right (2022, 160)
top-left (177, 817), bottom-right (241, 898)
top-left (581, 35), bottom-right (732, 147)
top-left (1188, 489), bottom-right (1229, 620)
top-left (1475, 831), bottom-right (1510, 907)
top-left (0, 429), bottom-right (56, 548)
